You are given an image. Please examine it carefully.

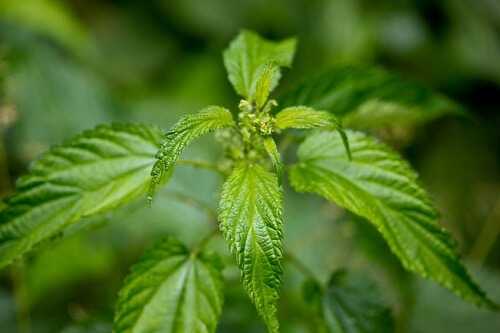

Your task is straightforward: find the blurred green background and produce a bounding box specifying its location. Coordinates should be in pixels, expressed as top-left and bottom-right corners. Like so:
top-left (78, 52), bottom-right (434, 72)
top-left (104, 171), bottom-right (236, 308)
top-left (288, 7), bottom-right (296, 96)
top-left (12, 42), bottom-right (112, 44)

top-left (0, 0), bottom-right (499, 332)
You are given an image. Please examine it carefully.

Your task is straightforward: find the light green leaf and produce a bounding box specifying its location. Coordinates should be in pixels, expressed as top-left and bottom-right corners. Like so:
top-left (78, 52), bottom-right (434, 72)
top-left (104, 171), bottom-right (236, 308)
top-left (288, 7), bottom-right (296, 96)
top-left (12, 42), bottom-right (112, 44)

top-left (275, 106), bottom-right (342, 130)
top-left (113, 237), bottom-right (224, 333)
top-left (0, 123), bottom-right (162, 269)
top-left (275, 106), bottom-right (351, 160)
top-left (262, 137), bottom-right (283, 182)
top-left (223, 30), bottom-right (296, 100)
top-left (279, 64), bottom-right (464, 129)
top-left (321, 270), bottom-right (394, 333)
top-left (290, 130), bottom-right (496, 308)
top-left (254, 63), bottom-right (280, 109)
top-left (149, 106), bottom-right (235, 201)
top-left (219, 162), bottom-right (283, 332)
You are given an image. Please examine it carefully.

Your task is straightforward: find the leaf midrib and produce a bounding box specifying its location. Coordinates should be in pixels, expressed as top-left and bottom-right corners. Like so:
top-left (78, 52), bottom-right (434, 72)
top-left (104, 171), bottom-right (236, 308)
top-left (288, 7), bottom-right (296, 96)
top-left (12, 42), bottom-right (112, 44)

top-left (130, 257), bottom-right (188, 332)
top-left (298, 162), bottom-right (463, 276)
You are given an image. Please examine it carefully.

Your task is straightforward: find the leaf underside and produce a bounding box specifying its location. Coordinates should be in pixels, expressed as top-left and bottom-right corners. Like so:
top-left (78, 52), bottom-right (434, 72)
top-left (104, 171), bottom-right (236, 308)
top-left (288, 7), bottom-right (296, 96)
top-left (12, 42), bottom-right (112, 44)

top-left (219, 162), bottom-right (284, 333)
top-left (113, 237), bottom-right (224, 333)
top-left (290, 130), bottom-right (495, 308)
top-left (0, 123), bottom-right (162, 269)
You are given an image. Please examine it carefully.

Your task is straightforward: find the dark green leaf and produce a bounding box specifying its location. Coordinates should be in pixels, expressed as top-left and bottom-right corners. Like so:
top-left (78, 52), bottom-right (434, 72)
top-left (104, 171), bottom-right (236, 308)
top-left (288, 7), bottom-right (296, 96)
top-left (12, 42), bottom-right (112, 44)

top-left (321, 270), bottom-right (394, 333)
top-left (279, 64), bottom-right (463, 129)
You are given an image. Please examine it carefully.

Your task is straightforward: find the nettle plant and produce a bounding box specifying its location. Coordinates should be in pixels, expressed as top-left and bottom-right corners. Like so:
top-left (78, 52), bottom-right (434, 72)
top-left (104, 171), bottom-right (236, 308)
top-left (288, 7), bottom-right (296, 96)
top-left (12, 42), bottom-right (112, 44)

top-left (0, 30), bottom-right (496, 332)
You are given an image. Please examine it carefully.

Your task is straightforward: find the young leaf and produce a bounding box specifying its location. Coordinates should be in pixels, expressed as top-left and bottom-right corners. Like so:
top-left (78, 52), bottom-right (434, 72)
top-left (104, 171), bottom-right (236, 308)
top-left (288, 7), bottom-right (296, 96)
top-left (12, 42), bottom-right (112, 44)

top-left (113, 237), bottom-right (224, 333)
top-left (149, 106), bottom-right (235, 200)
top-left (275, 106), bottom-right (343, 130)
top-left (275, 106), bottom-right (351, 160)
top-left (263, 137), bottom-right (283, 182)
top-left (321, 270), bottom-right (394, 333)
top-left (254, 63), bottom-right (280, 109)
top-left (223, 30), bottom-right (296, 101)
top-left (0, 123), bottom-right (162, 269)
top-left (219, 162), bottom-right (284, 332)
top-left (279, 64), bottom-right (464, 128)
top-left (290, 130), bottom-right (496, 309)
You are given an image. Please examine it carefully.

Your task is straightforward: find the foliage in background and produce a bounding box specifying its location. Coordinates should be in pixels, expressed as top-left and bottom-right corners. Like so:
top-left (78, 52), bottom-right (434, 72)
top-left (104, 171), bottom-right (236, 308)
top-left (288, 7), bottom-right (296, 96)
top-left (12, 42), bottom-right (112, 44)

top-left (0, 1), bottom-right (499, 333)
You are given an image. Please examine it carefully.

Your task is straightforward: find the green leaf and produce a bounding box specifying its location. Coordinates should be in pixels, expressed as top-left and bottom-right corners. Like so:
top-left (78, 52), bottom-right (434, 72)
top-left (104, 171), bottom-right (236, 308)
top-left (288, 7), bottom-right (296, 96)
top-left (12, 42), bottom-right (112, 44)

top-left (219, 162), bottom-right (284, 332)
top-left (254, 63), bottom-right (280, 109)
top-left (290, 130), bottom-right (496, 309)
top-left (262, 137), bottom-right (283, 182)
top-left (279, 64), bottom-right (464, 129)
top-left (149, 106), bottom-right (235, 201)
top-left (275, 106), bottom-right (342, 130)
top-left (0, 123), bottom-right (162, 269)
top-left (275, 106), bottom-right (351, 160)
top-left (321, 269), bottom-right (394, 333)
top-left (223, 30), bottom-right (296, 101)
top-left (113, 237), bottom-right (224, 333)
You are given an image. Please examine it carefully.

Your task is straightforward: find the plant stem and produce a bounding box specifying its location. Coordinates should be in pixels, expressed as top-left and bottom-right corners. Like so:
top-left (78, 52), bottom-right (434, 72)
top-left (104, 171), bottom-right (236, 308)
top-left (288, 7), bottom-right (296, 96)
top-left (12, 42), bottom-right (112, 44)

top-left (192, 228), bottom-right (220, 256)
top-left (177, 159), bottom-right (225, 176)
top-left (162, 190), bottom-right (218, 222)
top-left (11, 261), bottom-right (31, 333)
top-left (468, 197), bottom-right (500, 264)
top-left (162, 191), bottom-right (220, 254)
top-left (284, 251), bottom-right (322, 286)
